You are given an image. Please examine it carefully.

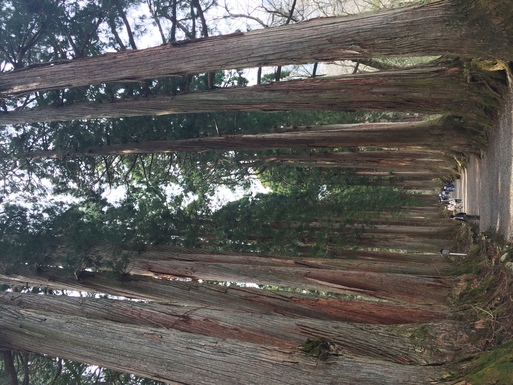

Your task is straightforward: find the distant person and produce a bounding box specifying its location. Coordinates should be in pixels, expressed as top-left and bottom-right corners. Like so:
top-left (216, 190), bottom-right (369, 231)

top-left (447, 199), bottom-right (463, 211)
top-left (450, 212), bottom-right (480, 221)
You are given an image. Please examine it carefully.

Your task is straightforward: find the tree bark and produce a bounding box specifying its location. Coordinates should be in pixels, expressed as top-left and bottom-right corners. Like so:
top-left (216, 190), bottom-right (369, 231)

top-left (0, 268), bottom-right (446, 324)
top-left (365, 216), bottom-right (451, 227)
top-left (357, 235), bottom-right (449, 253)
top-left (0, 293), bottom-right (453, 384)
top-left (0, 66), bottom-right (494, 125)
top-left (403, 206), bottom-right (443, 215)
top-left (380, 180), bottom-right (439, 190)
top-left (350, 170), bottom-right (440, 178)
top-left (262, 162), bottom-right (441, 178)
top-left (127, 248), bottom-right (451, 306)
top-left (364, 224), bottom-right (454, 238)
top-left (0, 291), bottom-right (453, 363)
top-left (337, 249), bottom-right (443, 264)
top-left (267, 149), bottom-right (454, 166)
top-left (25, 119), bottom-right (469, 158)
top-left (1, 0), bottom-right (512, 97)
top-left (2, 350), bottom-right (19, 385)
top-left (252, 151), bottom-right (457, 173)
top-left (135, 244), bottom-right (451, 276)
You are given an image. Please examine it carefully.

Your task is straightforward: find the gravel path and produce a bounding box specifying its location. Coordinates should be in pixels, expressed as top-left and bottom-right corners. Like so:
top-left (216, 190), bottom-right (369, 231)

top-left (455, 86), bottom-right (513, 240)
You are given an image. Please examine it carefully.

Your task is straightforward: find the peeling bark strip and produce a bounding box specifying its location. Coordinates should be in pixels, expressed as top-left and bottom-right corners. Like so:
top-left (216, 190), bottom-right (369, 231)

top-left (1, 0), bottom-right (512, 97)
top-left (26, 120), bottom-right (469, 158)
top-left (0, 66), bottom-right (489, 125)
top-left (0, 302), bottom-right (448, 385)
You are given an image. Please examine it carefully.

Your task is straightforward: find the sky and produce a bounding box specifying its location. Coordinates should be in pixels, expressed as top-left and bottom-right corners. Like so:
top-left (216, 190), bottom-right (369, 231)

top-left (99, 0), bottom-right (287, 208)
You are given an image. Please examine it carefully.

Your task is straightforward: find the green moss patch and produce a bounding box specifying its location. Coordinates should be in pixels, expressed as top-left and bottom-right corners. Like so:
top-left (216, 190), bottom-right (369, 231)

top-left (300, 337), bottom-right (337, 360)
top-left (464, 341), bottom-right (513, 384)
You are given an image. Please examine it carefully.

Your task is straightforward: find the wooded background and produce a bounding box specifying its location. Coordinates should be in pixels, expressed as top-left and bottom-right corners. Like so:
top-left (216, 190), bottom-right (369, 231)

top-left (0, 0), bottom-right (511, 383)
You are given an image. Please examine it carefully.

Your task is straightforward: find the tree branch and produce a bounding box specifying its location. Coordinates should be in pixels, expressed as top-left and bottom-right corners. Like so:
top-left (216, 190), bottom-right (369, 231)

top-left (2, 350), bottom-right (19, 385)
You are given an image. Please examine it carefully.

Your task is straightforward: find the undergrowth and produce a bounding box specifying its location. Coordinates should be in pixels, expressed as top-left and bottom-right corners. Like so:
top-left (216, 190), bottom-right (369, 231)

top-left (451, 224), bottom-right (513, 384)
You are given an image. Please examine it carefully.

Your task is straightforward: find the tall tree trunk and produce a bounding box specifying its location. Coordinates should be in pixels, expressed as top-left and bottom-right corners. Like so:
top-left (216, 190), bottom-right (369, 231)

top-left (0, 268), bottom-right (446, 324)
top-left (363, 224), bottom-right (454, 238)
top-left (337, 249), bottom-right (442, 263)
top-left (263, 149), bottom-right (455, 167)
top-left (135, 244), bottom-right (451, 275)
top-left (0, 65), bottom-right (497, 125)
top-left (0, 291), bottom-right (453, 361)
top-left (251, 151), bottom-right (457, 173)
top-left (365, 216), bottom-right (451, 227)
top-left (0, 292), bottom-right (458, 384)
top-left (373, 179), bottom-right (438, 190)
top-left (403, 206), bottom-right (444, 215)
top-left (279, 168), bottom-right (444, 181)
top-left (357, 235), bottom-right (449, 253)
top-left (25, 119), bottom-right (470, 158)
top-left (2, 350), bottom-right (19, 385)
top-left (1, 0), bottom-right (512, 97)
top-left (127, 247), bottom-right (451, 306)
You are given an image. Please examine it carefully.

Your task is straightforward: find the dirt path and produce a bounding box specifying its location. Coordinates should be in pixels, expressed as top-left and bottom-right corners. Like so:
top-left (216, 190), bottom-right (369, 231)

top-left (455, 86), bottom-right (513, 240)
